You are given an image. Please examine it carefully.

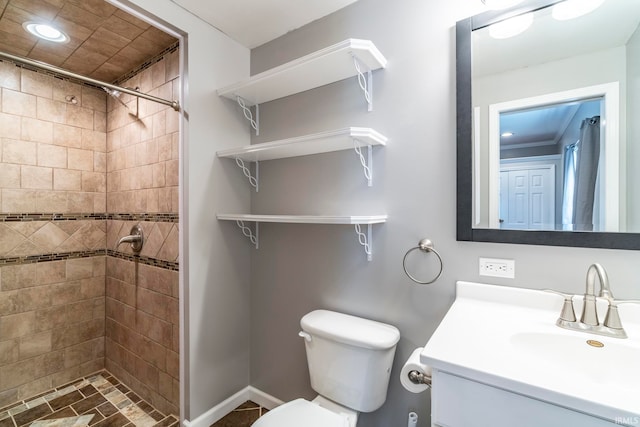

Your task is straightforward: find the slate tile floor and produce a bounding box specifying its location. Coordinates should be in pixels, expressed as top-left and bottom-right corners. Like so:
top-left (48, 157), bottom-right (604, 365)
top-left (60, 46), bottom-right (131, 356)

top-left (0, 372), bottom-right (178, 427)
top-left (210, 402), bottom-right (268, 427)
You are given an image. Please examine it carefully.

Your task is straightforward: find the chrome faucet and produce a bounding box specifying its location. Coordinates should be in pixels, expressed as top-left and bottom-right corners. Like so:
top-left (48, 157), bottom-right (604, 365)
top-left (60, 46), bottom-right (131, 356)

top-left (115, 224), bottom-right (144, 253)
top-left (581, 263), bottom-right (610, 326)
top-left (546, 263), bottom-right (640, 339)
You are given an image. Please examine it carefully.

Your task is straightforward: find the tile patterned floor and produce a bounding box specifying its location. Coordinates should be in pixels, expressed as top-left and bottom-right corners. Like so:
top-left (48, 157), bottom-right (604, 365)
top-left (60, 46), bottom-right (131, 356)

top-left (0, 372), bottom-right (178, 427)
top-left (210, 402), bottom-right (268, 427)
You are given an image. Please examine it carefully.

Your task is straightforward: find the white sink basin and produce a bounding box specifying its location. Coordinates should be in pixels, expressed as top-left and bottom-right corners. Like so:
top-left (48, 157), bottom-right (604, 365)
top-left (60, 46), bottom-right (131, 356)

top-left (510, 331), bottom-right (640, 390)
top-left (421, 281), bottom-right (640, 423)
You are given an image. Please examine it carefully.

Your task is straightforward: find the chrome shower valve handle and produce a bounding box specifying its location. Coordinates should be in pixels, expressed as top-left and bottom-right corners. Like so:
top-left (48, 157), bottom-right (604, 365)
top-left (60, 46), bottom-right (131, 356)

top-left (115, 224), bottom-right (144, 253)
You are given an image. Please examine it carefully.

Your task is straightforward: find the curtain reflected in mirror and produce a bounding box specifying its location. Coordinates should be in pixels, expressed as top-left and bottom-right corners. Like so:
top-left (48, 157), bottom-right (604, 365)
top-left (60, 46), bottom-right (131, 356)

top-left (562, 116), bottom-right (600, 231)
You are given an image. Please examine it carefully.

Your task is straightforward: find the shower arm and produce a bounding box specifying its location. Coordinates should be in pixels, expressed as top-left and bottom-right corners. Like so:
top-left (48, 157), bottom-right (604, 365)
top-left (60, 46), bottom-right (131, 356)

top-left (0, 50), bottom-right (180, 111)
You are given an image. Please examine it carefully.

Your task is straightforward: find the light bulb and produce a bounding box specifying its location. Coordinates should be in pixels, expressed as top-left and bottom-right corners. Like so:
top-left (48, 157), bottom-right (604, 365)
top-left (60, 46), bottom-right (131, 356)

top-left (552, 0), bottom-right (606, 21)
top-left (23, 22), bottom-right (69, 43)
top-left (489, 13), bottom-right (534, 39)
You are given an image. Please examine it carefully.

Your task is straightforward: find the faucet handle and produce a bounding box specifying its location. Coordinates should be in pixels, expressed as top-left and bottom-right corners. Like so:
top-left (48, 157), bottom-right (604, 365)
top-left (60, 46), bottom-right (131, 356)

top-left (543, 289), bottom-right (577, 322)
top-left (603, 299), bottom-right (640, 329)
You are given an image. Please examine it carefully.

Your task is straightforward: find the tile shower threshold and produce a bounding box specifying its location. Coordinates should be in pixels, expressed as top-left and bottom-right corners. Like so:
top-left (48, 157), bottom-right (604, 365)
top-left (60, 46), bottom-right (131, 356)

top-left (0, 371), bottom-right (178, 427)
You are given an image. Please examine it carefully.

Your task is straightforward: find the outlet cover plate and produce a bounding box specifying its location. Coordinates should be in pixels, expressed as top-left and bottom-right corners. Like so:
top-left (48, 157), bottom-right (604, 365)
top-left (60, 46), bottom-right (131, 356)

top-left (479, 257), bottom-right (515, 278)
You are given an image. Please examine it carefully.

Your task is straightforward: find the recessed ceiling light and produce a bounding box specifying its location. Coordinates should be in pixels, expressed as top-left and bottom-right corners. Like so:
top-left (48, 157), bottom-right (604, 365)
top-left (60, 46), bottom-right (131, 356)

top-left (552, 0), bottom-right (606, 21)
top-left (23, 22), bottom-right (69, 43)
top-left (481, 0), bottom-right (525, 10)
top-left (489, 13), bottom-right (534, 39)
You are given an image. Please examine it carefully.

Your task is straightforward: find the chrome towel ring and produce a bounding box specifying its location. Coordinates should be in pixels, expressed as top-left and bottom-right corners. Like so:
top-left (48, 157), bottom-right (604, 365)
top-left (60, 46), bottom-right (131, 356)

top-left (402, 238), bottom-right (443, 285)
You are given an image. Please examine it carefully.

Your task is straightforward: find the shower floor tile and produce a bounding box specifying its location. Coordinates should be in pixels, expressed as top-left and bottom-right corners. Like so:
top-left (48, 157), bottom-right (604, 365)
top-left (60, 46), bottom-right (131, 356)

top-left (0, 372), bottom-right (178, 427)
top-left (210, 401), bottom-right (268, 427)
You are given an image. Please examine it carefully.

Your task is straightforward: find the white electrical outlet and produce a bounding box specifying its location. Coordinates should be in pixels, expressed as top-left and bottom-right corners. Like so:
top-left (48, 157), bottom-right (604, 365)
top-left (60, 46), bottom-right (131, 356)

top-left (479, 257), bottom-right (515, 278)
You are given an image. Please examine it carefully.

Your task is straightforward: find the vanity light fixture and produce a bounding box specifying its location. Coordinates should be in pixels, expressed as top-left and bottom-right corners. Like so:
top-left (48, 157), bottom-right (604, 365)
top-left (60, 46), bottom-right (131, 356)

top-left (552, 0), bottom-right (606, 21)
top-left (23, 22), bottom-right (69, 43)
top-left (488, 12), bottom-right (534, 39)
top-left (481, 0), bottom-right (525, 10)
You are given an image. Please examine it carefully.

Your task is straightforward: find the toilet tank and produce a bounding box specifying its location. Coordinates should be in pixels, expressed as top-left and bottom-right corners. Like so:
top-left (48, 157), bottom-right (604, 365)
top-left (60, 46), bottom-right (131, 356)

top-left (300, 310), bottom-right (400, 413)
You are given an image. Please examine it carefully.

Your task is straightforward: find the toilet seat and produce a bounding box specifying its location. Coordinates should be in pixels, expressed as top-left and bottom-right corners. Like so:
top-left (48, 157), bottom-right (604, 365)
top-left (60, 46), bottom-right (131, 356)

top-left (252, 398), bottom-right (349, 427)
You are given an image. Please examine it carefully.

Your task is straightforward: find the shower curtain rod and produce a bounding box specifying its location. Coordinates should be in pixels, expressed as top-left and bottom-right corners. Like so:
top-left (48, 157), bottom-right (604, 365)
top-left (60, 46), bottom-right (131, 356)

top-left (0, 50), bottom-right (180, 111)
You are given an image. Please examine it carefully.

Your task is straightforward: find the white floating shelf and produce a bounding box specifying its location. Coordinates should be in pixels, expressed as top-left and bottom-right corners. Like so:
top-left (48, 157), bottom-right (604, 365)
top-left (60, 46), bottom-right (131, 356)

top-left (217, 214), bottom-right (387, 224)
top-left (220, 127), bottom-right (387, 189)
top-left (217, 214), bottom-right (387, 261)
top-left (217, 38), bottom-right (387, 107)
top-left (217, 127), bottom-right (387, 162)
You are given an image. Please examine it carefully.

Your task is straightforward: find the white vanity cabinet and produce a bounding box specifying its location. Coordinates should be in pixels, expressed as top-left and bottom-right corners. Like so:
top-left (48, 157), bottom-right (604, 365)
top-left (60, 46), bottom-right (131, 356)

top-left (431, 370), bottom-right (621, 427)
top-left (421, 281), bottom-right (640, 427)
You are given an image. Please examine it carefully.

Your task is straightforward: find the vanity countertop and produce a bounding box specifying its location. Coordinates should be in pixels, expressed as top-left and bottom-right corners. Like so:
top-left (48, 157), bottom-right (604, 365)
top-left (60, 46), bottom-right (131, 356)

top-left (421, 281), bottom-right (640, 423)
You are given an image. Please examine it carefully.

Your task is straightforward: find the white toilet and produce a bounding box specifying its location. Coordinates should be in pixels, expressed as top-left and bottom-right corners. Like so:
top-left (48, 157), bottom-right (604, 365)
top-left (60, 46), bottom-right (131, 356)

top-left (253, 309), bottom-right (400, 427)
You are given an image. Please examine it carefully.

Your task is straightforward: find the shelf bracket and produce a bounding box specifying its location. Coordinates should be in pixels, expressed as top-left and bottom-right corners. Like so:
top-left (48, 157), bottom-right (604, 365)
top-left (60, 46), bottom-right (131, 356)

top-left (354, 224), bottom-right (373, 261)
top-left (236, 96), bottom-right (260, 135)
top-left (352, 54), bottom-right (373, 111)
top-left (234, 158), bottom-right (259, 192)
top-left (353, 138), bottom-right (373, 187)
top-left (236, 220), bottom-right (259, 249)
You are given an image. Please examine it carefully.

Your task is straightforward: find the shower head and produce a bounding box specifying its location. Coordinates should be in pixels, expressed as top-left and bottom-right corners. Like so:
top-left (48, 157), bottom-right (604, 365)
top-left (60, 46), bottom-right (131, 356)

top-left (102, 87), bottom-right (128, 108)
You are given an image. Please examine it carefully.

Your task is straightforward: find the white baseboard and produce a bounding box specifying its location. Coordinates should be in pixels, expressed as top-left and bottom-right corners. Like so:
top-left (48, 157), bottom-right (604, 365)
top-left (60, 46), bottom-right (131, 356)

top-left (183, 386), bottom-right (284, 427)
top-left (245, 386), bottom-right (284, 410)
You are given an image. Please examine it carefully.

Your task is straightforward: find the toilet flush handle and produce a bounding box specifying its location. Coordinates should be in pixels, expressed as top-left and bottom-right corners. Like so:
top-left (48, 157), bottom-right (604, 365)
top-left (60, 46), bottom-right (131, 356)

top-left (298, 331), bottom-right (312, 342)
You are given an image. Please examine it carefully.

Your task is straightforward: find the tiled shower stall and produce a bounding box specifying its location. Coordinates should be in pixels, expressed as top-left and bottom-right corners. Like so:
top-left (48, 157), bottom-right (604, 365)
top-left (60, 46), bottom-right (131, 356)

top-left (0, 46), bottom-right (180, 418)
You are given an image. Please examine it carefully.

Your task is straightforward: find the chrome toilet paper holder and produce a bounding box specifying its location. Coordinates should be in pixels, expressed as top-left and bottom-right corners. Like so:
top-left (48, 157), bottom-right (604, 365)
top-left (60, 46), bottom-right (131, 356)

top-left (408, 370), bottom-right (432, 387)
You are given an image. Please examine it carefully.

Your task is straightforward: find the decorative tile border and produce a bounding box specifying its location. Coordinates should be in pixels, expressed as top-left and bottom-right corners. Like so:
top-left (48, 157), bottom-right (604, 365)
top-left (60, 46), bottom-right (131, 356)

top-left (0, 250), bottom-right (107, 267)
top-left (112, 42), bottom-right (179, 86)
top-left (0, 213), bottom-right (107, 222)
top-left (106, 250), bottom-right (179, 271)
top-left (0, 250), bottom-right (178, 271)
top-left (0, 213), bottom-right (178, 223)
top-left (107, 214), bottom-right (179, 223)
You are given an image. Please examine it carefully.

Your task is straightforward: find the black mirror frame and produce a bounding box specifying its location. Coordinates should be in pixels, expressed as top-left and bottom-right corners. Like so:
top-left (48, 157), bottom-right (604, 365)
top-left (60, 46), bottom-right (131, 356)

top-left (456, 0), bottom-right (640, 250)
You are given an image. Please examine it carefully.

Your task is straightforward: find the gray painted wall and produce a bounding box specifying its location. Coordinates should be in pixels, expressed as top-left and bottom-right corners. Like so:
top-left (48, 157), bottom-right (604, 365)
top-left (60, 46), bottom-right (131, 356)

top-left (249, 1), bottom-right (640, 426)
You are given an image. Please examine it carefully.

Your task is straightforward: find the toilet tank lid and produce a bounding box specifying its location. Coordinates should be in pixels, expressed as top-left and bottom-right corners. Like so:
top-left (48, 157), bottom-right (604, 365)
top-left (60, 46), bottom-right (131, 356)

top-left (301, 310), bottom-right (400, 350)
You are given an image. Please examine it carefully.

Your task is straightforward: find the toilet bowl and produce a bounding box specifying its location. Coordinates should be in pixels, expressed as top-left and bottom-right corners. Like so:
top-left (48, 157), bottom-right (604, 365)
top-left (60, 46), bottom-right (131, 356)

top-left (252, 310), bottom-right (400, 427)
top-left (252, 397), bottom-right (355, 427)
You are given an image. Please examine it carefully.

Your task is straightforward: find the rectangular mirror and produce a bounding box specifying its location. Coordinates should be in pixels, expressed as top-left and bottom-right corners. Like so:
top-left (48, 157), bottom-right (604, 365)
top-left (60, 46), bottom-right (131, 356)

top-left (457, 0), bottom-right (640, 248)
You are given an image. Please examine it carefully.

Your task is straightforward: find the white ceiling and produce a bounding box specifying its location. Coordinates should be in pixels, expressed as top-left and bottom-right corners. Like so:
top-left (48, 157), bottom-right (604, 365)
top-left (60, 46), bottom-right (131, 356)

top-left (170, 0), bottom-right (358, 48)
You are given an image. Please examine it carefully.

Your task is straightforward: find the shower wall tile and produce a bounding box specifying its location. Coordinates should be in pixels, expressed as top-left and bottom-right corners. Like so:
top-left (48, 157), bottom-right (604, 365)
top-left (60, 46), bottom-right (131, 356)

top-left (1, 50), bottom-right (179, 414)
top-left (0, 112), bottom-right (21, 139)
top-left (0, 256), bottom-right (106, 404)
top-left (0, 221), bottom-right (106, 258)
top-left (105, 257), bottom-right (179, 415)
top-left (106, 220), bottom-right (177, 263)
top-left (0, 66), bottom-right (107, 215)
top-left (0, 61), bottom-right (21, 90)
top-left (106, 53), bottom-right (179, 215)
top-left (1, 89), bottom-right (37, 117)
